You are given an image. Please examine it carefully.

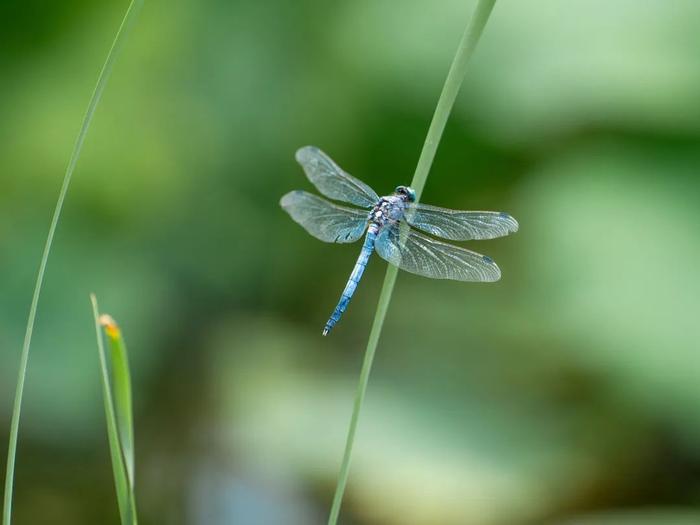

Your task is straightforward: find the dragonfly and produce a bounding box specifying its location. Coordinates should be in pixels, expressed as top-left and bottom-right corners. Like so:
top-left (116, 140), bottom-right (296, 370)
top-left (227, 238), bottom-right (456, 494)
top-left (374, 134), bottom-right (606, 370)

top-left (280, 146), bottom-right (519, 336)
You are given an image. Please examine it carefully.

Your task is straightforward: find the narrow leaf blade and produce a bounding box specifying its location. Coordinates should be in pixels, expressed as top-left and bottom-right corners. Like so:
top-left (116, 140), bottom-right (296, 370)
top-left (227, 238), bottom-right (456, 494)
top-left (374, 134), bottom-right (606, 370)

top-left (90, 295), bottom-right (138, 525)
top-left (99, 314), bottom-right (136, 489)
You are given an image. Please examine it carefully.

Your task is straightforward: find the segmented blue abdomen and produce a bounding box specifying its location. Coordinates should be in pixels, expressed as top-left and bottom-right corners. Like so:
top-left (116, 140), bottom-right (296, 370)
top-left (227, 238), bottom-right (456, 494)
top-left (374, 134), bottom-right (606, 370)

top-left (323, 225), bottom-right (378, 335)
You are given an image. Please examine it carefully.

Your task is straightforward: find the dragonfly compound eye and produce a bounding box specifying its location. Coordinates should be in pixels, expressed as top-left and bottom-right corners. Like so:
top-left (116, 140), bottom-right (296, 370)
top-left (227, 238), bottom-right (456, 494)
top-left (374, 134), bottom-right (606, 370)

top-left (405, 187), bottom-right (416, 202)
top-left (395, 185), bottom-right (416, 202)
top-left (394, 185), bottom-right (415, 201)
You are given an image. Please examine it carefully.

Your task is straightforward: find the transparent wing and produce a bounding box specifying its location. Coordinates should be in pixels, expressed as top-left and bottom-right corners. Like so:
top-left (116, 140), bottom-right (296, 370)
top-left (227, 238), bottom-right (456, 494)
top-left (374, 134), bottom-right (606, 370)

top-left (374, 224), bottom-right (501, 282)
top-left (280, 190), bottom-right (369, 243)
top-left (295, 146), bottom-right (379, 208)
top-left (404, 203), bottom-right (519, 241)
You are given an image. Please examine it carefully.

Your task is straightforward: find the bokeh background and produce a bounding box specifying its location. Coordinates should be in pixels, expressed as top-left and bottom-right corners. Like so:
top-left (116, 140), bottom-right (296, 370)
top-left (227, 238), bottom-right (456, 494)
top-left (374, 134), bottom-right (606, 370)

top-left (2, 0), bottom-right (700, 523)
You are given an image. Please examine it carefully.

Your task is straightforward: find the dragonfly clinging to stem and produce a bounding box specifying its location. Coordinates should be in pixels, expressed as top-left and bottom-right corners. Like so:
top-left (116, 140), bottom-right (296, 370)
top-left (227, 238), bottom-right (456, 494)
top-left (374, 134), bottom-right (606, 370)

top-left (280, 146), bottom-right (519, 336)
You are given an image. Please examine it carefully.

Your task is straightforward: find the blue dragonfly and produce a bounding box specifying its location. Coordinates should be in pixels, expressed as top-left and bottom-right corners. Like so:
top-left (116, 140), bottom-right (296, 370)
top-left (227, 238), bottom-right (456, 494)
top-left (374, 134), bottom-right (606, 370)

top-left (281, 146), bottom-right (519, 336)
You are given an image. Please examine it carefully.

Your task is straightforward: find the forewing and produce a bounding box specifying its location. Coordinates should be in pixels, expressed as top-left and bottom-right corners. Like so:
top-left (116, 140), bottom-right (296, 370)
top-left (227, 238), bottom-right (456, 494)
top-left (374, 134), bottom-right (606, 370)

top-left (405, 203), bottom-right (519, 241)
top-left (374, 224), bottom-right (501, 282)
top-left (280, 190), bottom-right (368, 243)
top-left (295, 146), bottom-right (379, 208)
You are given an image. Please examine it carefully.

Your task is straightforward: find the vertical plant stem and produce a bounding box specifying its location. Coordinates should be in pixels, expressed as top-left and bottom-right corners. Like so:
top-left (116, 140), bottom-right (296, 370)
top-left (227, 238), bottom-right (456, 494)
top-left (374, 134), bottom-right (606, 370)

top-left (327, 1), bottom-right (497, 523)
top-left (2, 2), bottom-right (143, 523)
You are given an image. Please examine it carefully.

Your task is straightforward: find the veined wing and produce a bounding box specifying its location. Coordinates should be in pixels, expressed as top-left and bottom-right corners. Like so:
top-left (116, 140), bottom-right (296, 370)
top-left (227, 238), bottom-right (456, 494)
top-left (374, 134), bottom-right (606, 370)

top-left (280, 190), bottom-right (369, 243)
top-left (374, 224), bottom-right (501, 282)
top-left (405, 203), bottom-right (519, 241)
top-left (295, 146), bottom-right (379, 208)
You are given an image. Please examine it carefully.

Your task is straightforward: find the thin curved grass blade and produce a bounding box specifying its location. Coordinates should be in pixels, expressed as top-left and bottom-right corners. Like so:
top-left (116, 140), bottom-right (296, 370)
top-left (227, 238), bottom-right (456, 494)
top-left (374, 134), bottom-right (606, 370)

top-left (2, 2), bottom-right (143, 523)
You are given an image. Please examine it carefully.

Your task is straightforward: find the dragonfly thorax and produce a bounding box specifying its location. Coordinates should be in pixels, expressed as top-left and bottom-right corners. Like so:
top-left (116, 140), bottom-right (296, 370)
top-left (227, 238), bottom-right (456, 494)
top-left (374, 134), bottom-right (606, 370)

top-left (369, 195), bottom-right (406, 227)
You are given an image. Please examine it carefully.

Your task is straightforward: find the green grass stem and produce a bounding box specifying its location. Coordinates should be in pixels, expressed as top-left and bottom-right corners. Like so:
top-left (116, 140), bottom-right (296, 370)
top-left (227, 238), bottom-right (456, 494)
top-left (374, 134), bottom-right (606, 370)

top-left (327, 2), bottom-right (497, 523)
top-left (90, 295), bottom-right (138, 525)
top-left (2, 2), bottom-right (143, 523)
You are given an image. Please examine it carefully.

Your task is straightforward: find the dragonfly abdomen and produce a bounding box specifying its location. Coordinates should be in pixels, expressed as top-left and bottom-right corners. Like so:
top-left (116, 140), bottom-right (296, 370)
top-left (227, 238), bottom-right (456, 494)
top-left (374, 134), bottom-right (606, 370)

top-left (323, 225), bottom-right (379, 336)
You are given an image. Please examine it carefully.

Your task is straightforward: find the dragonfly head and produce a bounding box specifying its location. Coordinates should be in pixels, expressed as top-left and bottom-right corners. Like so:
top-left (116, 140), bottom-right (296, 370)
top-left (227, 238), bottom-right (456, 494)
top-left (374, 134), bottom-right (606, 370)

top-left (394, 185), bottom-right (416, 202)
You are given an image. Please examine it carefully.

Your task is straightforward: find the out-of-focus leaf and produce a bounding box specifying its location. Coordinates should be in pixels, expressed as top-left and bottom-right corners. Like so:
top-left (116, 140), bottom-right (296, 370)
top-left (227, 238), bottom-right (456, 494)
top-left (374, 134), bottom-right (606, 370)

top-left (558, 509), bottom-right (700, 525)
top-left (517, 143), bottom-right (700, 436)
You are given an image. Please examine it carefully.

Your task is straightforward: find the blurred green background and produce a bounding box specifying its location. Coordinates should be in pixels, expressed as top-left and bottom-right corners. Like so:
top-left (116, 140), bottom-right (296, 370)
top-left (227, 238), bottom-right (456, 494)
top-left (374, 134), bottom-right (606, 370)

top-left (2, 0), bottom-right (700, 524)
